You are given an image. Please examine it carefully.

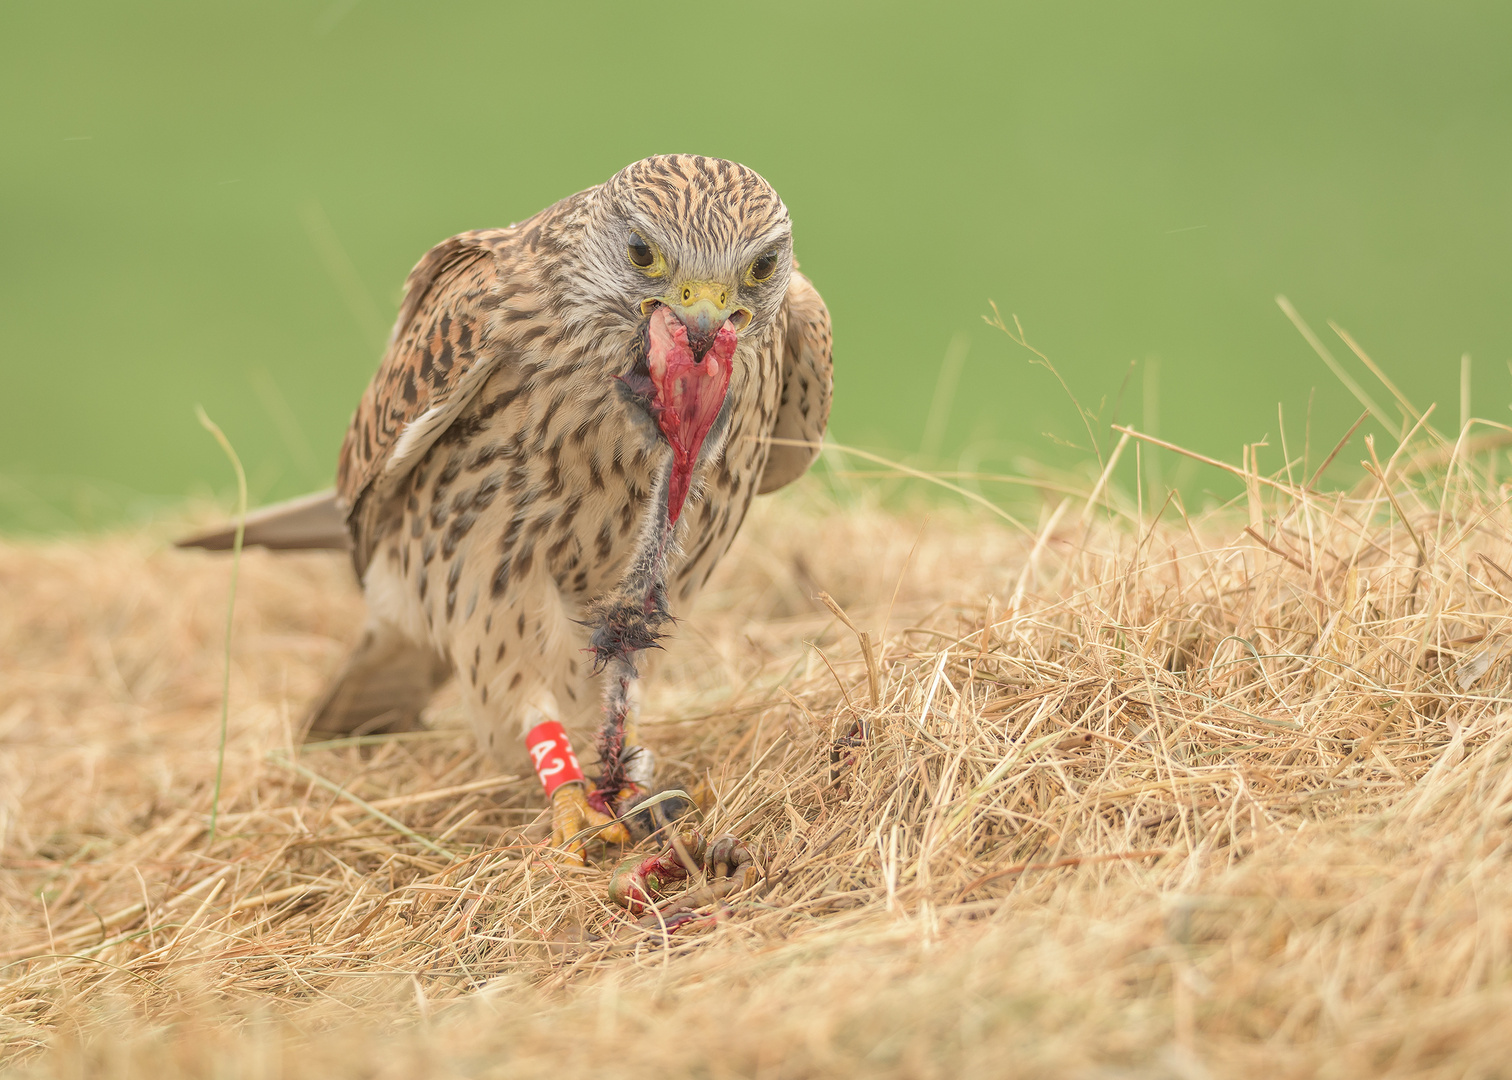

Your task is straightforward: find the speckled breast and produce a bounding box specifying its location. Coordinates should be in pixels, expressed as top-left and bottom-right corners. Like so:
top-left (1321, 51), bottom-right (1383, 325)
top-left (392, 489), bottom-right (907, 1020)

top-left (380, 331), bottom-right (785, 638)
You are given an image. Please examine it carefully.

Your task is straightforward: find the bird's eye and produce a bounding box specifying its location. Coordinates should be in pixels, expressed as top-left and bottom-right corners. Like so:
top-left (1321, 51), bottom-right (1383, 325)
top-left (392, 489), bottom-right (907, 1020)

top-left (627, 232), bottom-right (657, 270)
top-left (747, 249), bottom-right (780, 284)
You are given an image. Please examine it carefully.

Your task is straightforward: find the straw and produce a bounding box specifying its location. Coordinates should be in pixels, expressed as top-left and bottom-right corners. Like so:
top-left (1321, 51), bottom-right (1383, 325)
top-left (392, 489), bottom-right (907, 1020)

top-left (5, 413), bottom-right (1512, 1077)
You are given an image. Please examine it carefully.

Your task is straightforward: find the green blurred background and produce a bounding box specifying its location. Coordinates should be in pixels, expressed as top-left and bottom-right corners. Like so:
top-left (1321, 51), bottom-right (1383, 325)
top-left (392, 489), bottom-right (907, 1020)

top-left (2, 1), bottom-right (1508, 531)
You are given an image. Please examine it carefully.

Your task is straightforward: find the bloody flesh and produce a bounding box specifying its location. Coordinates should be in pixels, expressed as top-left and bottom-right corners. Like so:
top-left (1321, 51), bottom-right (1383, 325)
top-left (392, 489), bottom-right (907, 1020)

top-left (645, 305), bottom-right (736, 522)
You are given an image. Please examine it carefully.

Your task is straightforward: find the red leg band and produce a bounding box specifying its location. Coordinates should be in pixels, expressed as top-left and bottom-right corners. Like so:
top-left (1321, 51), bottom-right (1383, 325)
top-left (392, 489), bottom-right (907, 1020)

top-left (526, 720), bottom-right (585, 797)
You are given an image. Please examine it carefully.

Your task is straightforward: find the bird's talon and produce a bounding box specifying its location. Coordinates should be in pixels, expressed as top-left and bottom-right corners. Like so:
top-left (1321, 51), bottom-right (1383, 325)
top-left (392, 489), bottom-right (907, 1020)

top-left (549, 781), bottom-right (635, 862)
top-left (707, 834), bottom-right (754, 881)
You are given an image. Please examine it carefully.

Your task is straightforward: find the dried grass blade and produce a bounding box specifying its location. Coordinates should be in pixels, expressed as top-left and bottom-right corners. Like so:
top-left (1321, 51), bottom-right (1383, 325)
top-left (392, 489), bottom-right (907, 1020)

top-left (818, 591), bottom-right (880, 708)
top-left (266, 751), bottom-right (458, 860)
top-left (1276, 296), bottom-right (1394, 430)
top-left (959, 849), bottom-right (1168, 898)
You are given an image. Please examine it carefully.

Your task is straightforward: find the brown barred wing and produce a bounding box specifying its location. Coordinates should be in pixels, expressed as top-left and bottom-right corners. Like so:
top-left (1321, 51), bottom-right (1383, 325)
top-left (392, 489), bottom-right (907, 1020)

top-left (758, 270), bottom-right (833, 494)
top-left (336, 230), bottom-right (517, 573)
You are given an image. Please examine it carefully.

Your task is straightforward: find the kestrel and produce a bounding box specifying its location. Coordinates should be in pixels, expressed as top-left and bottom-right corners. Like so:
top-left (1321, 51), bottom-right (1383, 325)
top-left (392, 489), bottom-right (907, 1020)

top-left (183, 155), bottom-right (833, 863)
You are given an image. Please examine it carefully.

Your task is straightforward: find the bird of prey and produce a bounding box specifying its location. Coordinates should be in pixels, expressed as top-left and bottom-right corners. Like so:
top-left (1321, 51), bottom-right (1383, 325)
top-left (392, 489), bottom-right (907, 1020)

top-left (182, 155), bottom-right (833, 862)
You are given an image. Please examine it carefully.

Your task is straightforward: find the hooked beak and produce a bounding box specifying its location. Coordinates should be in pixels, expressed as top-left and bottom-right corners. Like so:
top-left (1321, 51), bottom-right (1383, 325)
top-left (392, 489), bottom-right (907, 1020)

top-left (641, 281), bottom-right (752, 357)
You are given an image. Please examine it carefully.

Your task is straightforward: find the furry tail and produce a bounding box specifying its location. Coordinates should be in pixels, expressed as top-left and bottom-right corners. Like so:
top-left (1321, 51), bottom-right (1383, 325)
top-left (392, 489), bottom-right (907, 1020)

top-left (305, 621), bottom-right (452, 741)
top-left (176, 489), bottom-right (349, 552)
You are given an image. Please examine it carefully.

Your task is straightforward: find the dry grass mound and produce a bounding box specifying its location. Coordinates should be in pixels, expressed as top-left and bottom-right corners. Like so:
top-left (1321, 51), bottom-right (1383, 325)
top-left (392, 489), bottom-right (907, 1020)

top-left (4, 423), bottom-right (1512, 1078)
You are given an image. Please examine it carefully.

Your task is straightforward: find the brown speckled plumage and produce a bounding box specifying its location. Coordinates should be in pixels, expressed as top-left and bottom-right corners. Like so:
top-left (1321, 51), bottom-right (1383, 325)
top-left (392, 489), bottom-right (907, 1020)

top-left (313, 155), bottom-right (832, 797)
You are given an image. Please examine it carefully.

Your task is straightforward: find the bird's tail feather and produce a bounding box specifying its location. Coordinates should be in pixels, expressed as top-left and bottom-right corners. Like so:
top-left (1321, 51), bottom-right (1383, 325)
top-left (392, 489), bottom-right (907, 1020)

top-left (305, 621), bottom-right (452, 741)
top-left (176, 489), bottom-right (349, 552)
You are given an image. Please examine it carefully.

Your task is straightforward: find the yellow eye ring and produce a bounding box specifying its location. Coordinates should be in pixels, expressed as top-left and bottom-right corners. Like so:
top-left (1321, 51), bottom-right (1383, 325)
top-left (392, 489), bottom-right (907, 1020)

top-left (745, 249), bottom-right (780, 285)
top-left (627, 231), bottom-right (664, 276)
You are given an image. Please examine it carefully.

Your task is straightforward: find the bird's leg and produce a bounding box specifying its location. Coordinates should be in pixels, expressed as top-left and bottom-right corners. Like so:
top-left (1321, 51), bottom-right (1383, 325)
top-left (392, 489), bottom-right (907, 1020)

top-left (584, 508), bottom-right (677, 819)
top-left (584, 472), bottom-right (758, 904)
top-left (586, 512), bottom-right (762, 917)
top-left (526, 711), bottom-right (629, 865)
top-left (589, 657), bottom-right (639, 812)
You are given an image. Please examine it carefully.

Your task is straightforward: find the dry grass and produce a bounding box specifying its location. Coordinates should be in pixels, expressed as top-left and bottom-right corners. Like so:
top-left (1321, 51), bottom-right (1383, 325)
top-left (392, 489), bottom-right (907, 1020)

top-left (5, 420), bottom-right (1512, 1079)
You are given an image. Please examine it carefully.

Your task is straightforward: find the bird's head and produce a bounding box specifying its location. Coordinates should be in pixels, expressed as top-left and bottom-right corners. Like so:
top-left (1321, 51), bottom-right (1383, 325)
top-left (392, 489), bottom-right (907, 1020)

top-left (578, 155), bottom-right (794, 521)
